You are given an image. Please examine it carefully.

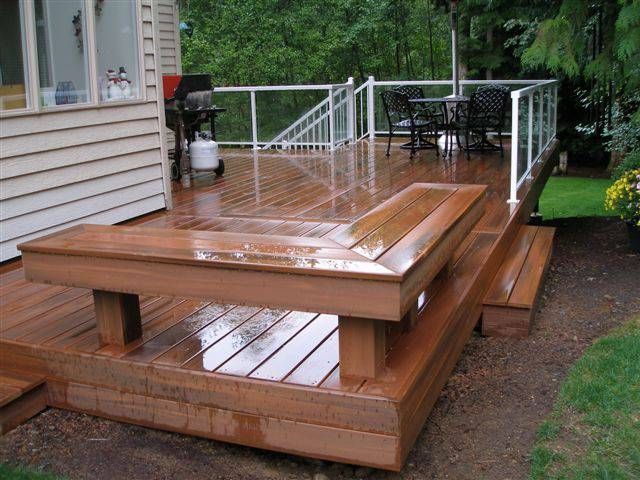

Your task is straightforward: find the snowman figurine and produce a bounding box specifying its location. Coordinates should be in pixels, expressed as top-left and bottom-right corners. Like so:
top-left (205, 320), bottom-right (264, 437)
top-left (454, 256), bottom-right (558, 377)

top-left (118, 66), bottom-right (132, 99)
top-left (106, 69), bottom-right (122, 101)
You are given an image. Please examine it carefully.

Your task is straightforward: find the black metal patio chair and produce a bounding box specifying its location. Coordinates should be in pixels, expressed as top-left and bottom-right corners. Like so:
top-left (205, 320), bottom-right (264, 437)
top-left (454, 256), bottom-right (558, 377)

top-left (452, 84), bottom-right (510, 160)
top-left (393, 85), bottom-right (448, 152)
top-left (380, 90), bottom-right (432, 158)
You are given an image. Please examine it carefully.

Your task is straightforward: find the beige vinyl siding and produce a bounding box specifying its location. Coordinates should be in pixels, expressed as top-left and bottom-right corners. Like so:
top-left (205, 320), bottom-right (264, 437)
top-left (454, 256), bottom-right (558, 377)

top-left (0, 0), bottom-right (169, 261)
top-left (156, 0), bottom-right (181, 152)
top-left (157, 0), bottom-right (181, 75)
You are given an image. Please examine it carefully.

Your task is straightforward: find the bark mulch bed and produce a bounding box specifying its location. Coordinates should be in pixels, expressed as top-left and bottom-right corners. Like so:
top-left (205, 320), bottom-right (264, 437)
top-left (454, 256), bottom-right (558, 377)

top-left (1, 217), bottom-right (638, 480)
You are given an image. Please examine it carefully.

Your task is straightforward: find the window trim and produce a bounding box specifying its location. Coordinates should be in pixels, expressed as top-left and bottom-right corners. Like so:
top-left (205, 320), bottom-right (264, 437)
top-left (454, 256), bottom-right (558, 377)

top-left (0, 0), bottom-right (146, 118)
top-left (1, 0), bottom-right (35, 115)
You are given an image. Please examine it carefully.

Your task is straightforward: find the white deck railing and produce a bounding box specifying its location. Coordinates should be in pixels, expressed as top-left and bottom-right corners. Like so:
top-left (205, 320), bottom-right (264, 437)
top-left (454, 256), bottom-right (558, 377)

top-left (213, 79), bottom-right (354, 151)
top-left (211, 76), bottom-right (558, 204)
top-left (508, 80), bottom-right (559, 203)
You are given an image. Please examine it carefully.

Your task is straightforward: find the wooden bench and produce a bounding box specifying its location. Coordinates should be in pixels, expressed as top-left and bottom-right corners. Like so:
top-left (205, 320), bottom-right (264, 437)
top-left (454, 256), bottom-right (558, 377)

top-left (482, 225), bottom-right (555, 338)
top-left (18, 183), bottom-right (485, 380)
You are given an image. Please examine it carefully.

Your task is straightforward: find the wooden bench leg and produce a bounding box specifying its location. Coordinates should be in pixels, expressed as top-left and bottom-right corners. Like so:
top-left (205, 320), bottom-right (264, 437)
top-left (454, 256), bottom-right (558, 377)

top-left (338, 316), bottom-right (386, 379)
top-left (401, 302), bottom-right (419, 332)
top-left (93, 290), bottom-right (142, 346)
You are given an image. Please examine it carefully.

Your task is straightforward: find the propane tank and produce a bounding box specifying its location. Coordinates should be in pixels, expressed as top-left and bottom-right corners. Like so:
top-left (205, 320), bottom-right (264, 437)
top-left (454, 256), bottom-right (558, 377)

top-left (189, 132), bottom-right (219, 171)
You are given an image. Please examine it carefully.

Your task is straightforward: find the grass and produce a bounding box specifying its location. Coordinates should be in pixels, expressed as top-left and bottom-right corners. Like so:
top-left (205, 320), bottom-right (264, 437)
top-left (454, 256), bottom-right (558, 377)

top-left (530, 317), bottom-right (640, 479)
top-left (539, 176), bottom-right (613, 219)
top-left (0, 465), bottom-right (64, 480)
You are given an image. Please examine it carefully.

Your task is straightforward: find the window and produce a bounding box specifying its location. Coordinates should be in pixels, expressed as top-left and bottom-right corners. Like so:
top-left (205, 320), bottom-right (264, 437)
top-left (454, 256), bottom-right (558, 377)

top-left (0, 0), bottom-right (29, 111)
top-left (34, 0), bottom-right (90, 107)
top-left (0, 0), bottom-right (144, 115)
top-left (95, 0), bottom-right (140, 102)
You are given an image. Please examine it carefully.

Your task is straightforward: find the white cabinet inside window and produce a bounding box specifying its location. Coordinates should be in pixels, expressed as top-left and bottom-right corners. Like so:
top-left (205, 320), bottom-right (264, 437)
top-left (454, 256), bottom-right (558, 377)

top-left (94, 0), bottom-right (140, 102)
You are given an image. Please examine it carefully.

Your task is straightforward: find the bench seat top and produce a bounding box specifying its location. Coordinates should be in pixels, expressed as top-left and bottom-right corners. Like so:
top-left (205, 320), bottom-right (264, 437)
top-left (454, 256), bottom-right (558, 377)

top-left (20, 184), bottom-right (485, 282)
top-left (19, 224), bottom-right (398, 281)
top-left (19, 183), bottom-right (485, 320)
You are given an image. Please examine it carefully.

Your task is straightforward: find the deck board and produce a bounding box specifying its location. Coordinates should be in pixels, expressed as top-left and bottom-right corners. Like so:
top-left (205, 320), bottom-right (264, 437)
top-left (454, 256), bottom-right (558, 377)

top-left (215, 311), bottom-right (317, 377)
top-left (2, 140), bottom-right (525, 383)
top-left (249, 314), bottom-right (338, 382)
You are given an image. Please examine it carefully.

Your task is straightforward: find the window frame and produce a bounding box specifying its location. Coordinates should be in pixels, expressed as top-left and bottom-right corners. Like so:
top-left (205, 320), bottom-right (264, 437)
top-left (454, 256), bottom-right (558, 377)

top-left (0, 0), bottom-right (34, 114)
top-left (0, 0), bottom-right (146, 118)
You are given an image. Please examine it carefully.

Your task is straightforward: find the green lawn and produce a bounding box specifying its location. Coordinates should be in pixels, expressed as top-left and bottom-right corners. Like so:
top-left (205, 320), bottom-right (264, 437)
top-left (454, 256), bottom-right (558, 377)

top-left (0, 465), bottom-right (64, 480)
top-left (539, 176), bottom-right (613, 219)
top-left (530, 317), bottom-right (640, 479)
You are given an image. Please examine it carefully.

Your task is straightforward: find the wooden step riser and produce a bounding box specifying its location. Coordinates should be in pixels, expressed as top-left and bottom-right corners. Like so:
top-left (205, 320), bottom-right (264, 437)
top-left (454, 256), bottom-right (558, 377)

top-left (482, 225), bottom-right (554, 338)
top-left (482, 306), bottom-right (534, 339)
top-left (0, 384), bottom-right (46, 435)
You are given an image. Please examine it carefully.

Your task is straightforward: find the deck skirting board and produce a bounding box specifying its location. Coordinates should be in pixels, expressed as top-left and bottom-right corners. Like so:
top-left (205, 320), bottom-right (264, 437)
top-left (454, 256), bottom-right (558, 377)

top-left (46, 379), bottom-right (402, 471)
top-left (0, 340), bottom-right (399, 436)
top-left (400, 303), bottom-right (483, 459)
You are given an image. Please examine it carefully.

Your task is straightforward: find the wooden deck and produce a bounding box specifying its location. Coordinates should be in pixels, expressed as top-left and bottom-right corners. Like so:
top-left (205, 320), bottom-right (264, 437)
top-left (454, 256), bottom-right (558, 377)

top-left (0, 139), bottom-right (557, 470)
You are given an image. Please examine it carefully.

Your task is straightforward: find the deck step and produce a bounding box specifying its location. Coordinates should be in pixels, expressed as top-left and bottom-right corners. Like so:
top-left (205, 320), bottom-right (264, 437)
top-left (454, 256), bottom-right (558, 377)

top-left (0, 368), bottom-right (47, 434)
top-left (482, 225), bottom-right (555, 338)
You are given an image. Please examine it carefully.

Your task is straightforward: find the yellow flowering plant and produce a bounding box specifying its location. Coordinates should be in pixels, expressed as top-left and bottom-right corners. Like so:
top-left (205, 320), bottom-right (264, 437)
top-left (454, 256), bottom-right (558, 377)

top-left (605, 168), bottom-right (640, 226)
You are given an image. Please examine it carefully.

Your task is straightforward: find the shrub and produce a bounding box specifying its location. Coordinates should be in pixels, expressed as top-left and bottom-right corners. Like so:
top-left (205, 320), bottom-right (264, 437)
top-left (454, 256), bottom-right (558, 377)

top-left (605, 168), bottom-right (640, 226)
top-left (612, 150), bottom-right (640, 180)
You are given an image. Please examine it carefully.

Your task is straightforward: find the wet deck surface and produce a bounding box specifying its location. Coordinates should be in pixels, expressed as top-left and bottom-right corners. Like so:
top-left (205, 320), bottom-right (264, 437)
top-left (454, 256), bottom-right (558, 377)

top-left (2, 140), bottom-right (514, 394)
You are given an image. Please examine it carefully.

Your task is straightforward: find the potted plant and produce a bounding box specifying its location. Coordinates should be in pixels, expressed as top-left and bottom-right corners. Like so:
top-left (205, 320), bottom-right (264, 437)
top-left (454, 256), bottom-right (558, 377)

top-left (605, 168), bottom-right (640, 252)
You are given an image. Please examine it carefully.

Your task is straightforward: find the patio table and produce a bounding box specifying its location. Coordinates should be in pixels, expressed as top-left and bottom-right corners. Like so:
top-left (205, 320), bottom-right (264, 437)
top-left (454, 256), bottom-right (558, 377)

top-left (410, 95), bottom-right (468, 157)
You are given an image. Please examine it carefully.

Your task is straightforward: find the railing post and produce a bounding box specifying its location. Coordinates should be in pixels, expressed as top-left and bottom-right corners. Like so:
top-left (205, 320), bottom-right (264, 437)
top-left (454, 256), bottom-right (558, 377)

top-left (328, 87), bottom-right (335, 150)
top-left (553, 84), bottom-right (558, 138)
top-left (346, 77), bottom-right (355, 144)
top-left (250, 90), bottom-right (258, 150)
top-left (538, 88), bottom-right (544, 158)
top-left (546, 86), bottom-right (552, 147)
top-left (367, 76), bottom-right (375, 140)
top-left (527, 93), bottom-right (534, 177)
top-left (508, 93), bottom-right (519, 204)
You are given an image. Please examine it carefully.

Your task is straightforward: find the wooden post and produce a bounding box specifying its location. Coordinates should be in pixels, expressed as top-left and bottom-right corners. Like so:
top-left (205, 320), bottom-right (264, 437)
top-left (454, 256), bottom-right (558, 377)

top-left (367, 76), bottom-right (376, 140)
top-left (338, 316), bottom-right (386, 379)
top-left (400, 302), bottom-right (419, 333)
top-left (93, 290), bottom-right (142, 346)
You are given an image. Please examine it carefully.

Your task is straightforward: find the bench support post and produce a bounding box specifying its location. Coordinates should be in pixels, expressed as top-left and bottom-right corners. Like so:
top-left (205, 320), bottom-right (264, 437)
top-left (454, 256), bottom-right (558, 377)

top-left (401, 302), bottom-right (419, 332)
top-left (338, 316), bottom-right (386, 379)
top-left (93, 290), bottom-right (142, 346)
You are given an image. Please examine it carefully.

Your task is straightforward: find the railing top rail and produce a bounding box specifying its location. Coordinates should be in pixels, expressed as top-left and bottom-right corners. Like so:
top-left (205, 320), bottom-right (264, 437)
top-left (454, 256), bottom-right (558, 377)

top-left (459, 79), bottom-right (546, 85)
top-left (213, 78), bottom-right (556, 94)
top-left (371, 79), bottom-right (549, 87)
top-left (373, 80), bottom-right (453, 87)
top-left (214, 81), bottom-right (351, 93)
top-left (510, 79), bottom-right (560, 98)
top-left (354, 82), bottom-right (369, 94)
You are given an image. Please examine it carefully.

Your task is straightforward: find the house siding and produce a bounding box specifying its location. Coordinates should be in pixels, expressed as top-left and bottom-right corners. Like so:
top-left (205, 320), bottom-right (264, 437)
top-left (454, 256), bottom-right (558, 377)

top-left (0, 0), bottom-right (169, 261)
top-left (157, 0), bottom-right (182, 75)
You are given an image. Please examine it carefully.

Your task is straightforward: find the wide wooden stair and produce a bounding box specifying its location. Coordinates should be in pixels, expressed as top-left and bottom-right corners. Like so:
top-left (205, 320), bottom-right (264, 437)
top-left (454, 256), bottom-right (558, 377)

top-left (482, 225), bottom-right (555, 338)
top-left (0, 368), bottom-right (47, 434)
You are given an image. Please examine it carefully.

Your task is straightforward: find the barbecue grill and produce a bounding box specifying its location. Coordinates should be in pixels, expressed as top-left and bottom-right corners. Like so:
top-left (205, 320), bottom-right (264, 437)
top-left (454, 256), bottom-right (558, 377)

top-left (164, 74), bottom-right (226, 179)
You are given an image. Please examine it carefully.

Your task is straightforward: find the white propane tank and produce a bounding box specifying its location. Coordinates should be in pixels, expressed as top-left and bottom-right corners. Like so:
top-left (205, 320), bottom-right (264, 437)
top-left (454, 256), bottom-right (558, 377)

top-left (189, 132), bottom-right (219, 171)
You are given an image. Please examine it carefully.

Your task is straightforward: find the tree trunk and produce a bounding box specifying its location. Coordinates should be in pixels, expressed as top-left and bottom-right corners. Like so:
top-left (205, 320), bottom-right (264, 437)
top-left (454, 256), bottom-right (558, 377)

top-left (486, 26), bottom-right (494, 80)
top-left (426, 0), bottom-right (435, 79)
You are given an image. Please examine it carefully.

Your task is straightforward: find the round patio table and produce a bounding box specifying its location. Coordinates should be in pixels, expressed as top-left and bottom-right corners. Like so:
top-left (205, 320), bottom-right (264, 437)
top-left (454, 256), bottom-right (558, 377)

top-left (410, 95), bottom-right (469, 157)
